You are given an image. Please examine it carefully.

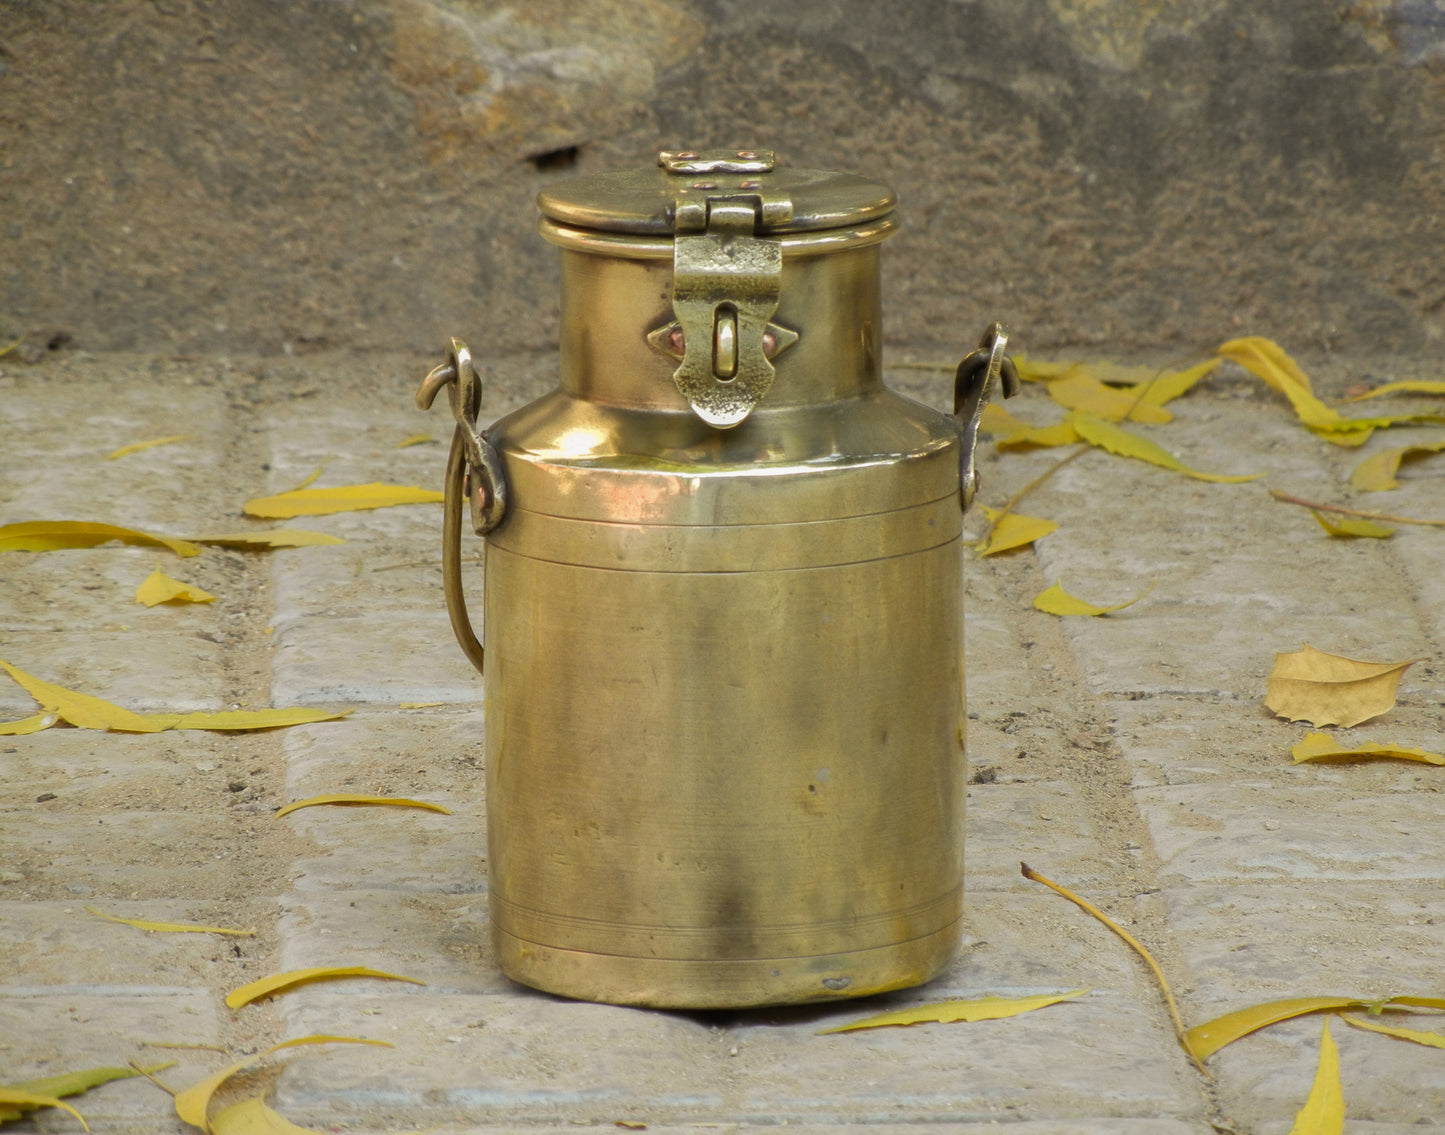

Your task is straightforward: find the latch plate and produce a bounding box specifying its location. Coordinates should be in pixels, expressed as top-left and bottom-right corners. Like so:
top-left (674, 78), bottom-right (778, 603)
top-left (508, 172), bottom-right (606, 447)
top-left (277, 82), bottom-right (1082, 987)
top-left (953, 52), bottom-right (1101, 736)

top-left (663, 152), bottom-right (795, 428)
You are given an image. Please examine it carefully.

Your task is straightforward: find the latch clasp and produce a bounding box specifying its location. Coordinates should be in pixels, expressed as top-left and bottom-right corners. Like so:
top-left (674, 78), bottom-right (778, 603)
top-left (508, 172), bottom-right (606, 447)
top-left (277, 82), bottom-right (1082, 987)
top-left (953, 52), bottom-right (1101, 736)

top-left (658, 149), bottom-right (794, 428)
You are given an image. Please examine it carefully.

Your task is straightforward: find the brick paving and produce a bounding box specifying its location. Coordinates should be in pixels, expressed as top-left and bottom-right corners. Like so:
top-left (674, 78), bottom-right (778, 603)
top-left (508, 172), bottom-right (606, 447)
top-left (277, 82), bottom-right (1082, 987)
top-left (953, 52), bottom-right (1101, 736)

top-left (2, 349), bottom-right (1443, 1133)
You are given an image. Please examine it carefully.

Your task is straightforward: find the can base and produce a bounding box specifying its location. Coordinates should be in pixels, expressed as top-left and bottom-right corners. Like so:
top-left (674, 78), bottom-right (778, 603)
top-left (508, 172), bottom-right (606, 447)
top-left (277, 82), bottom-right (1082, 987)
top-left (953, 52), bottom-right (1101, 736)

top-left (493, 918), bottom-right (962, 1009)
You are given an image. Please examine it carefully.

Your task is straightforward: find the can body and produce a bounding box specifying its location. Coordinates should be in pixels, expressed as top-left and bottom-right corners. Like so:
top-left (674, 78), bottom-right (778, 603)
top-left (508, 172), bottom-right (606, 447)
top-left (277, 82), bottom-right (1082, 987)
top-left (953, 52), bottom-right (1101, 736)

top-left (477, 239), bottom-right (968, 1007)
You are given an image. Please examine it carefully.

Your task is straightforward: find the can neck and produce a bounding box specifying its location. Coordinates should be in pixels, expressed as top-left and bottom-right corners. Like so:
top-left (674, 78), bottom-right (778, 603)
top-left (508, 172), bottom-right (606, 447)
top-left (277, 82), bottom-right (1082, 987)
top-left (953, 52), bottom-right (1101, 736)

top-left (556, 243), bottom-right (886, 416)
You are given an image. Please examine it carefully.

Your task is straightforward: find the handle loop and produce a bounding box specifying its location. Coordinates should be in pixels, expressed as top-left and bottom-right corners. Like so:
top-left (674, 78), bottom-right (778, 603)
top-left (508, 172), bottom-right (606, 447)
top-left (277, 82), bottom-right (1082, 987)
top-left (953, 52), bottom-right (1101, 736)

top-left (954, 321), bottom-right (1021, 511)
top-left (417, 338), bottom-right (506, 675)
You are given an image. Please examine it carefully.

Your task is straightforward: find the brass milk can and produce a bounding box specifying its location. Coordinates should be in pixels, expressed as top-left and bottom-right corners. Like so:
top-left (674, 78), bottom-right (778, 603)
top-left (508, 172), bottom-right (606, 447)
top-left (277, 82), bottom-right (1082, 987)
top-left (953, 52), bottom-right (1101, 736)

top-left (417, 148), bottom-right (1017, 1009)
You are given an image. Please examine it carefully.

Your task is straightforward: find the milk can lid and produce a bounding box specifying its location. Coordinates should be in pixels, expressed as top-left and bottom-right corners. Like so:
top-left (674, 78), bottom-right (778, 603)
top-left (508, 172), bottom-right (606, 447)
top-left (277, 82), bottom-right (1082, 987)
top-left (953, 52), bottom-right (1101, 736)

top-left (536, 149), bottom-right (896, 235)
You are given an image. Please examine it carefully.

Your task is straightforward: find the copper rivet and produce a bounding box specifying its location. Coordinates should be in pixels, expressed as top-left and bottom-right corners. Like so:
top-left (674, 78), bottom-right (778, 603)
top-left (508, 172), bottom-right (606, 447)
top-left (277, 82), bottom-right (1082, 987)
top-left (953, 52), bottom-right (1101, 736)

top-left (740, 180), bottom-right (762, 190)
top-left (677, 150), bottom-right (699, 159)
top-left (737, 150), bottom-right (759, 159)
top-left (762, 331), bottom-right (777, 358)
top-left (693, 181), bottom-right (717, 190)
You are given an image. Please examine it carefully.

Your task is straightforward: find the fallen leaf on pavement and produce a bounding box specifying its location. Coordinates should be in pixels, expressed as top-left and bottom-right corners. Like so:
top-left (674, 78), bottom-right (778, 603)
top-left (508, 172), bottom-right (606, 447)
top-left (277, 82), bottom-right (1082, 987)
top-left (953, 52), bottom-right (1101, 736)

top-left (274, 794), bottom-right (452, 818)
top-left (397, 434), bottom-right (434, 448)
top-left (0, 1089), bottom-right (89, 1130)
top-left (107, 435), bottom-right (193, 460)
top-left (1347, 380), bottom-right (1445, 400)
top-left (87, 907), bottom-right (256, 937)
top-left (1217, 337), bottom-right (1342, 430)
top-left (1265, 644), bottom-right (1420, 728)
top-left (1342, 1015), bottom-right (1445, 1048)
top-left (0, 520), bottom-right (199, 557)
top-left (1289, 1018), bottom-right (1344, 1135)
top-left (1068, 412), bottom-right (1260, 483)
top-left (1310, 511), bottom-right (1393, 539)
top-left (980, 403), bottom-right (1081, 450)
top-left (0, 1064), bottom-right (171, 1127)
top-left (1021, 862), bottom-right (1201, 1071)
top-left (139, 709), bottom-right (353, 732)
top-left (136, 568), bottom-right (217, 607)
top-left (1123, 359), bottom-right (1220, 406)
top-left (1291, 732), bottom-right (1445, 766)
top-left (244, 483), bottom-right (443, 518)
top-left (974, 507), bottom-right (1059, 556)
top-left (0, 713), bottom-right (58, 736)
top-left (226, 967), bottom-right (426, 1010)
top-left (0, 658), bottom-right (167, 733)
top-left (190, 531), bottom-right (344, 549)
top-left (1184, 995), bottom-right (1445, 1059)
top-left (1033, 581), bottom-right (1153, 617)
top-left (1045, 374), bottom-right (1174, 423)
top-left (0, 659), bottom-right (349, 735)
top-left (817, 989), bottom-right (1088, 1033)
top-left (1218, 338), bottom-right (1445, 445)
top-left (175, 1037), bottom-right (392, 1133)
top-left (1349, 439), bottom-right (1445, 491)
top-left (211, 1097), bottom-right (321, 1134)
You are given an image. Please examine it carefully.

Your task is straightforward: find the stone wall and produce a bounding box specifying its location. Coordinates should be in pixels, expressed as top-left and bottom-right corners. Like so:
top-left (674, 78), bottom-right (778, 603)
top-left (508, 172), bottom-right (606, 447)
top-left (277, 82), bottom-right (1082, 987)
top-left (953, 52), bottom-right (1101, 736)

top-left (3, 0), bottom-right (1443, 360)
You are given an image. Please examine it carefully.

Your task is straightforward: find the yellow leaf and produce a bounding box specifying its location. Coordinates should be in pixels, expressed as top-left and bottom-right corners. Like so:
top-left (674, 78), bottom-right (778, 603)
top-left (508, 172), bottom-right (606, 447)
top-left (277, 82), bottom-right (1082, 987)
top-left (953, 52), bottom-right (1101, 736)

top-left (0, 1090), bottom-right (88, 1131)
top-left (0, 1063), bottom-right (172, 1126)
top-left (0, 713), bottom-right (58, 735)
top-left (135, 708), bottom-right (353, 732)
top-left (979, 402), bottom-right (1030, 436)
top-left (226, 966), bottom-right (426, 1010)
top-left (1313, 413), bottom-right (1445, 446)
top-left (1011, 354), bottom-right (1075, 381)
top-left (107, 435), bottom-right (193, 460)
top-left (1349, 439), bottom-right (1445, 491)
top-left (0, 661), bottom-right (347, 735)
top-left (1291, 731), bottom-right (1445, 766)
top-left (1068, 412), bottom-right (1260, 483)
top-left (397, 434), bottom-right (434, 449)
top-left (0, 658), bottom-right (167, 733)
top-left (1032, 581), bottom-right (1153, 617)
top-left (1342, 1014), bottom-right (1445, 1048)
top-left (1186, 997), bottom-right (1367, 1060)
top-left (273, 793), bottom-right (452, 818)
top-left (974, 507), bottom-right (1059, 556)
top-left (1045, 374), bottom-right (1174, 423)
top-left (174, 1036), bottom-right (392, 1132)
top-left (135, 568), bottom-right (217, 607)
top-left (1216, 337), bottom-right (1343, 430)
top-left (818, 989), bottom-right (1088, 1034)
top-left (1289, 1018), bottom-right (1344, 1135)
top-left (399, 701), bottom-right (444, 709)
top-left (1265, 644), bottom-right (1421, 728)
top-left (1125, 359), bottom-right (1221, 406)
top-left (1020, 863), bottom-right (1201, 1070)
top-left (243, 483), bottom-right (444, 518)
top-left (191, 531), bottom-right (345, 550)
top-left (288, 467), bottom-right (325, 492)
top-left (997, 421), bottom-right (1081, 450)
top-left (979, 403), bottom-right (1080, 450)
top-left (1310, 511), bottom-right (1393, 539)
top-left (1347, 380), bottom-right (1445, 401)
top-left (211, 1097), bottom-right (323, 1134)
top-left (0, 520), bottom-right (199, 557)
top-left (87, 907), bottom-right (256, 937)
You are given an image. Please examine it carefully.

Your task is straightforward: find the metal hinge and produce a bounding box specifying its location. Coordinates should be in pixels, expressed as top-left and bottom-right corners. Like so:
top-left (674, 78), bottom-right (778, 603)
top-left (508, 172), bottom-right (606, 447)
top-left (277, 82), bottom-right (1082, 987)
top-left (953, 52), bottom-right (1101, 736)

top-left (656, 149), bottom-right (795, 428)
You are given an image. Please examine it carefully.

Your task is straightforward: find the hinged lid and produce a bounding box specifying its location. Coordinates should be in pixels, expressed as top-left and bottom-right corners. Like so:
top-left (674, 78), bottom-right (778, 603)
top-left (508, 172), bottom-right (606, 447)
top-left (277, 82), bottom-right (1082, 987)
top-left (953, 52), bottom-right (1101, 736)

top-left (536, 149), bottom-right (896, 236)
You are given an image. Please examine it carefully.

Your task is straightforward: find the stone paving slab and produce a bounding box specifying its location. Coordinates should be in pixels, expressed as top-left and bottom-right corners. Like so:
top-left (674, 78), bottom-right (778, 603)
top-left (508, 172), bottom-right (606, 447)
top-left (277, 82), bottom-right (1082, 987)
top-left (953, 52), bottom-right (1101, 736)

top-left (5, 353), bottom-right (1445, 1133)
top-left (1210, 1013), bottom-right (1445, 1129)
top-left (0, 629), bottom-right (230, 718)
top-left (1162, 882), bottom-right (1445, 1004)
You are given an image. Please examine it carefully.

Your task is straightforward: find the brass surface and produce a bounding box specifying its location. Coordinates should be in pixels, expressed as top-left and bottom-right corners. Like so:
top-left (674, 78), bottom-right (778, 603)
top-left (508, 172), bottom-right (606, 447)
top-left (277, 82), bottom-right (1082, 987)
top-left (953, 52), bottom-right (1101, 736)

top-left (536, 162), bottom-right (894, 236)
top-left (421, 153), bottom-right (1012, 1008)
